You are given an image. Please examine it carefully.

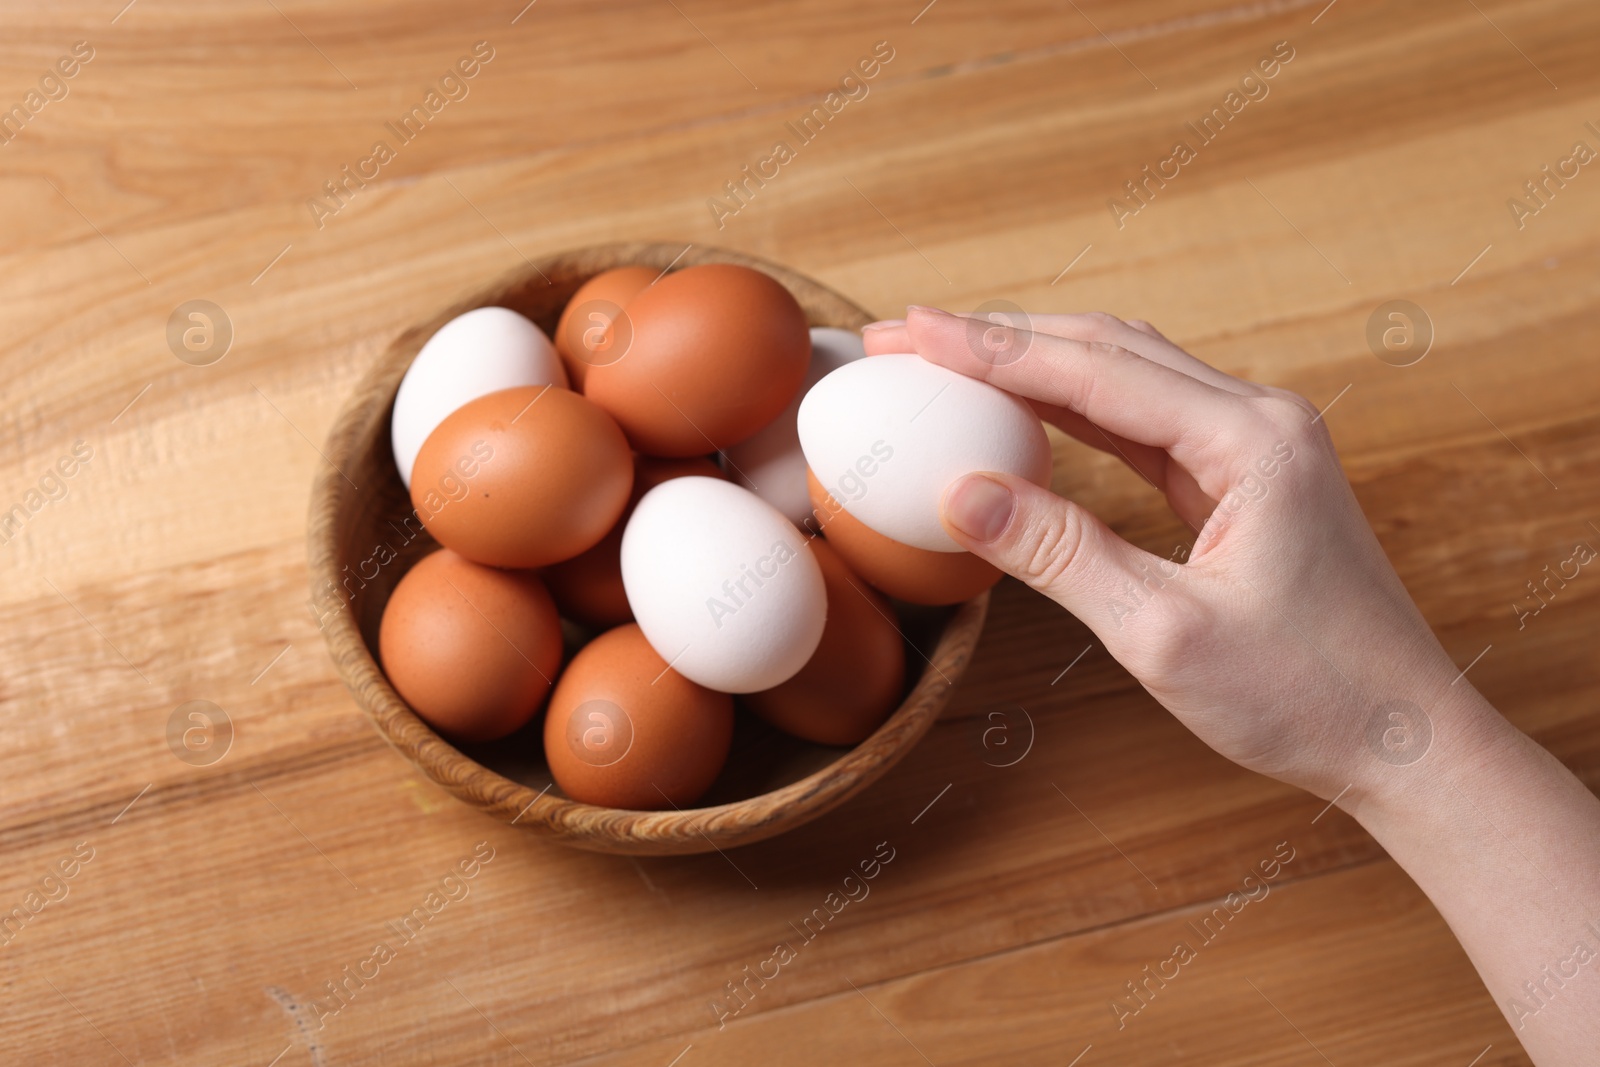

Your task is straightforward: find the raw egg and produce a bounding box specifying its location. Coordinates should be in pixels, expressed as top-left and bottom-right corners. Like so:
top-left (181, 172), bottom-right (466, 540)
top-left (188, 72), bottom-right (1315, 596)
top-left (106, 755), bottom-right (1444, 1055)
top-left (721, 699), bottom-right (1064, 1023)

top-left (621, 476), bottom-right (826, 693)
top-left (744, 538), bottom-right (906, 746)
top-left (808, 469), bottom-right (1002, 605)
top-left (797, 353), bottom-right (1052, 551)
top-left (390, 306), bottom-right (567, 488)
top-left (543, 623), bottom-right (733, 809)
top-left (541, 454), bottom-right (724, 628)
top-left (584, 264), bottom-right (810, 456)
top-left (723, 326), bottom-right (869, 526)
top-left (554, 266), bottom-right (656, 390)
top-left (410, 385), bottom-right (632, 568)
top-left (378, 548), bottom-right (562, 742)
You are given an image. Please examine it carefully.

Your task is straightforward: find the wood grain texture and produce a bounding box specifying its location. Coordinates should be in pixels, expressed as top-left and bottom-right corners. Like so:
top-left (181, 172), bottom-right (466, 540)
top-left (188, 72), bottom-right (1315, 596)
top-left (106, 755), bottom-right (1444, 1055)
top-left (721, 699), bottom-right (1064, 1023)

top-left (2, 0), bottom-right (1596, 1063)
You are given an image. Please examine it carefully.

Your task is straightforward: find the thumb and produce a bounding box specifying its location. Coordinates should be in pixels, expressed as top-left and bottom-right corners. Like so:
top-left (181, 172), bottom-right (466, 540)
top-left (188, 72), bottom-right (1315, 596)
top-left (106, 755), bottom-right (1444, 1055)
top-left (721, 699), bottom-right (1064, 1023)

top-left (940, 472), bottom-right (1168, 625)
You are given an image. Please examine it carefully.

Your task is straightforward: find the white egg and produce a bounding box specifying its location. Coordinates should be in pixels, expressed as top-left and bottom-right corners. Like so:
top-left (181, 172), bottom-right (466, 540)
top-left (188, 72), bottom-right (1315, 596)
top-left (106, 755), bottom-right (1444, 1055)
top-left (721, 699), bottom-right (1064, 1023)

top-left (620, 477), bottom-right (826, 693)
top-left (796, 353), bottom-right (1051, 551)
top-left (722, 327), bottom-right (868, 526)
top-left (390, 306), bottom-right (567, 488)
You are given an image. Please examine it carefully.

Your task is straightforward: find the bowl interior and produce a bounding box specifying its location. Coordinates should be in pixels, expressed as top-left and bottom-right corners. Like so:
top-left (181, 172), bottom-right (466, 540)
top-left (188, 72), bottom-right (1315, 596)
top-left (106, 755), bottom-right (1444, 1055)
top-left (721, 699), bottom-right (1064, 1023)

top-left (309, 242), bottom-right (988, 854)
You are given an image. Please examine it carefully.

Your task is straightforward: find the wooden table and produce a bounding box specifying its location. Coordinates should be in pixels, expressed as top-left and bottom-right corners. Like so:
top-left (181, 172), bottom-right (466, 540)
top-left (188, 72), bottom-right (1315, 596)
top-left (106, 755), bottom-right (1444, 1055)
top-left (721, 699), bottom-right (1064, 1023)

top-left (4, 1), bottom-right (1595, 1063)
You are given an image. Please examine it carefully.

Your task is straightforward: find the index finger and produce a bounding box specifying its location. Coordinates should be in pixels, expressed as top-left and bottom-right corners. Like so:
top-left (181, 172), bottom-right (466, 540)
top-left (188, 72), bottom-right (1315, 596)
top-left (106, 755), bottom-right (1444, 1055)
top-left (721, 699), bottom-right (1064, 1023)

top-left (866, 312), bottom-right (1258, 397)
top-left (904, 306), bottom-right (1245, 459)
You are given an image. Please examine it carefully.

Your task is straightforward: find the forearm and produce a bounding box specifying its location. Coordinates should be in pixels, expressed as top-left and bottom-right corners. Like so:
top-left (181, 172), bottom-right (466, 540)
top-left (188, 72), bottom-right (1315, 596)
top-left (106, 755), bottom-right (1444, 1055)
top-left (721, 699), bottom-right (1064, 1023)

top-left (1345, 689), bottom-right (1600, 1063)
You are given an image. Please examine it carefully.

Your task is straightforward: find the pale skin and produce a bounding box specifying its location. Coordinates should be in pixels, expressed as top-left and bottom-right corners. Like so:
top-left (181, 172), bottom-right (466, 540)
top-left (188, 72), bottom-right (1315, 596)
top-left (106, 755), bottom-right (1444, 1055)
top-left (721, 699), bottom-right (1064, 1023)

top-left (862, 306), bottom-right (1600, 1064)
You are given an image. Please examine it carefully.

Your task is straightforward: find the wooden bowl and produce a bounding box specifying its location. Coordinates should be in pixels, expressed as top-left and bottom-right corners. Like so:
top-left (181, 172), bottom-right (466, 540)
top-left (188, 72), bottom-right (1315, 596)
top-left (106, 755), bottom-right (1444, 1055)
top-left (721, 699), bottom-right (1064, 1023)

top-left (308, 242), bottom-right (989, 855)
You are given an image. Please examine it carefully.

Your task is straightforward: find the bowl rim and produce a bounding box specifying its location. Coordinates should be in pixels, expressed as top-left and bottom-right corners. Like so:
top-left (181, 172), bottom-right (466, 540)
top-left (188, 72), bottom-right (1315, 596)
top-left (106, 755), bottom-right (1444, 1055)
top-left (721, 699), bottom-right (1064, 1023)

top-left (307, 241), bottom-right (990, 855)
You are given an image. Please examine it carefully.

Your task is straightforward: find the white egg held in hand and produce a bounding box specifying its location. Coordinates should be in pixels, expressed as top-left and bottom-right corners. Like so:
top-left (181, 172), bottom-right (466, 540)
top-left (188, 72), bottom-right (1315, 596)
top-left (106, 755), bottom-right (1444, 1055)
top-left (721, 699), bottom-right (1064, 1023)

top-left (620, 477), bottom-right (826, 693)
top-left (390, 306), bottom-right (568, 488)
top-left (723, 327), bottom-right (868, 526)
top-left (797, 353), bottom-right (1052, 551)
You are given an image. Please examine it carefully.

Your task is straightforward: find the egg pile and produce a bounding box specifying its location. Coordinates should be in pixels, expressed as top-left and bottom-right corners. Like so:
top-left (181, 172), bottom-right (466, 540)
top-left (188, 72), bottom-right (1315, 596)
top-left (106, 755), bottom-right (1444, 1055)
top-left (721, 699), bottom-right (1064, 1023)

top-left (379, 264), bottom-right (1052, 810)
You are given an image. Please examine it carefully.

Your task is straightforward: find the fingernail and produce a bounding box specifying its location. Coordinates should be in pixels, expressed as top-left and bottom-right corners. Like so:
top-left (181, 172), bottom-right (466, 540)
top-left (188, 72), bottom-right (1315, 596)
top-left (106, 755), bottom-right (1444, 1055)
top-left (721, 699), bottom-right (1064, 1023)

top-left (906, 305), bottom-right (949, 317)
top-left (861, 319), bottom-right (904, 332)
top-left (944, 474), bottom-right (1014, 542)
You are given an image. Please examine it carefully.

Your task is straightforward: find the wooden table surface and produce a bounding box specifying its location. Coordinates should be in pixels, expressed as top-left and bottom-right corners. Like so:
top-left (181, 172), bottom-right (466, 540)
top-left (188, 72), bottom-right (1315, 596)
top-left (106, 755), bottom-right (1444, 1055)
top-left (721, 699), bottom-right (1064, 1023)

top-left (4, 1), bottom-right (1597, 1064)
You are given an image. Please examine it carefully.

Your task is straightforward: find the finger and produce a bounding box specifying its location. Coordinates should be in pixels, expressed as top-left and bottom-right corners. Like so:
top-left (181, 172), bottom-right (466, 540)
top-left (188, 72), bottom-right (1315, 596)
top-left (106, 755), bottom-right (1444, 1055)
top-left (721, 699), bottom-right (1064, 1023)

top-left (940, 471), bottom-right (1182, 627)
top-left (870, 310), bottom-right (1238, 514)
top-left (1016, 313), bottom-right (1260, 396)
top-left (1034, 400), bottom-right (1171, 488)
top-left (906, 305), bottom-right (1246, 460)
top-left (872, 315), bottom-right (1236, 485)
top-left (868, 317), bottom-right (1216, 485)
top-left (864, 317), bottom-right (1180, 486)
top-left (874, 311), bottom-right (1253, 397)
top-left (861, 321), bottom-right (908, 355)
top-left (1038, 404), bottom-right (1215, 529)
top-left (881, 309), bottom-right (1256, 395)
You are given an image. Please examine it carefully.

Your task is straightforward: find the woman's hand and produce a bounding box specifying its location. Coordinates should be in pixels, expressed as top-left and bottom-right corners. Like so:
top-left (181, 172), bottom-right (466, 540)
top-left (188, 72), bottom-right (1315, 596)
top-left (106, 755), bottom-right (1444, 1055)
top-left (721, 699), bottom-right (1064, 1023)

top-left (864, 306), bottom-right (1480, 804)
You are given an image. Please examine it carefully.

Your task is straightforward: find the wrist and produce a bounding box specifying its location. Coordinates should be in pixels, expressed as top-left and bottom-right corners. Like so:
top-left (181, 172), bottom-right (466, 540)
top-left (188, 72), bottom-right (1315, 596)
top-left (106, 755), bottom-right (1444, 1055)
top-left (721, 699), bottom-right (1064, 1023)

top-left (1340, 683), bottom-right (1518, 835)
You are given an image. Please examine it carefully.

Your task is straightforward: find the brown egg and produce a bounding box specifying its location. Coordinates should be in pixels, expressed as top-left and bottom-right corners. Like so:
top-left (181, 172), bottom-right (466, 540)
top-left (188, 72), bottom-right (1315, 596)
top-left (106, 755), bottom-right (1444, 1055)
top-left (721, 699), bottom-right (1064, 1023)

top-left (743, 539), bottom-right (906, 746)
top-left (541, 454), bottom-right (724, 628)
top-left (584, 264), bottom-right (810, 457)
top-left (807, 469), bottom-right (1002, 605)
top-left (379, 549), bottom-right (563, 742)
top-left (543, 624), bottom-right (733, 809)
top-left (410, 385), bottom-right (632, 568)
top-left (554, 266), bottom-right (657, 390)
